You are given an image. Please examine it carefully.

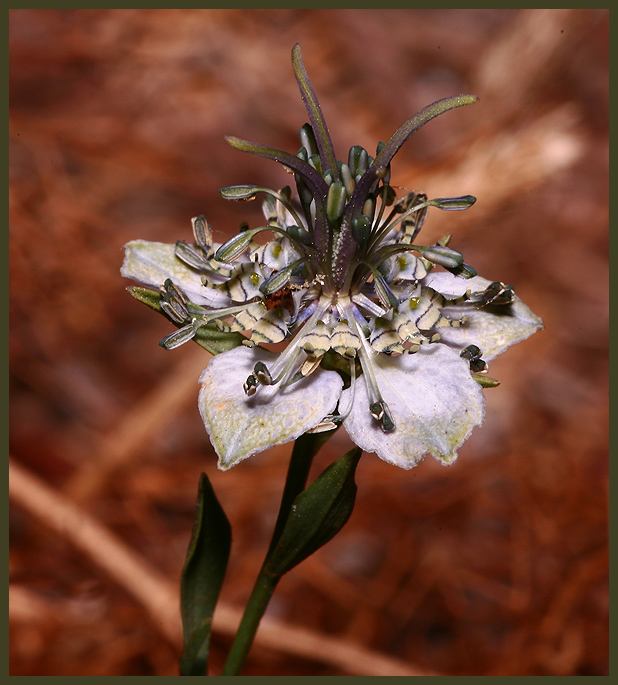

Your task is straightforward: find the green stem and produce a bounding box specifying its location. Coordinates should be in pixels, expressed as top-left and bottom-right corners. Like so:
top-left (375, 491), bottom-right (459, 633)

top-left (220, 429), bottom-right (337, 676)
top-left (269, 431), bottom-right (333, 553)
top-left (220, 567), bottom-right (279, 676)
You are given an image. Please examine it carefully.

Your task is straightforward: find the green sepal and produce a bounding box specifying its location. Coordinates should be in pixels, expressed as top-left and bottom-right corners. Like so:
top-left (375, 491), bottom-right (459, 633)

top-left (179, 473), bottom-right (232, 676)
top-left (127, 287), bottom-right (245, 355)
top-left (472, 373), bottom-right (501, 388)
top-left (265, 447), bottom-right (362, 577)
top-left (320, 349), bottom-right (355, 383)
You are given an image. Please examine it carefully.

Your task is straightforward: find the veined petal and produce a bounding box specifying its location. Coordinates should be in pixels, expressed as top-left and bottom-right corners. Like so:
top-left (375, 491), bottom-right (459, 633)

top-left (423, 272), bottom-right (544, 360)
top-left (199, 346), bottom-right (343, 469)
top-left (342, 345), bottom-right (485, 469)
top-left (122, 240), bottom-right (230, 307)
top-left (381, 252), bottom-right (427, 282)
top-left (252, 238), bottom-right (301, 271)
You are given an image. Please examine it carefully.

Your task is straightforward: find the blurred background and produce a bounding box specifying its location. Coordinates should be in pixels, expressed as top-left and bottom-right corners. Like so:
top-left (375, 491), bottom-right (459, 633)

top-left (9, 9), bottom-right (608, 676)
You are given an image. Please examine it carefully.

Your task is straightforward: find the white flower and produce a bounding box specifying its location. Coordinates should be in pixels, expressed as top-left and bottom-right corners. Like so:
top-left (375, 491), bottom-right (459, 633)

top-left (122, 44), bottom-right (543, 471)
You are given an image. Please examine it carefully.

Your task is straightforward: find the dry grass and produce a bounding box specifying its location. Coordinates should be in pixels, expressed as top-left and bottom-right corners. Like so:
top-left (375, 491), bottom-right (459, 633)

top-left (9, 9), bottom-right (608, 676)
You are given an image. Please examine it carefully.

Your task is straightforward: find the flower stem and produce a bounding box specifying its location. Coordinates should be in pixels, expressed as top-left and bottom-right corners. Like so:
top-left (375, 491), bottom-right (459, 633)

top-left (269, 431), bottom-right (332, 552)
top-left (220, 566), bottom-right (279, 675)
top-left (220, 429), bottom-right (336, 675)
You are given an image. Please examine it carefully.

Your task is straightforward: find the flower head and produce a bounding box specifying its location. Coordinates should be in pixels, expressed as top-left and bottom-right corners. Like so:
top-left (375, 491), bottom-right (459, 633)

top-left (122, 44), bottom-right (543, 470)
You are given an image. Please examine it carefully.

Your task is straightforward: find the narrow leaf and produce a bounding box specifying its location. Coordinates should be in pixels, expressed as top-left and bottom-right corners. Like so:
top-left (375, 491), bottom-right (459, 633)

top-left (265, 447), bottom-right (362, 577)
top-left (180, 473), bottom-right (232, 675)
top-left (268, 430), bottom-right (339, 553)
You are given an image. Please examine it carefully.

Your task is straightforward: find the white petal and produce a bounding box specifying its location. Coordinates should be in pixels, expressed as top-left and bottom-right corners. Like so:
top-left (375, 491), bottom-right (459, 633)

top-left (423, 272), bottom-right (543, 360)
top-left (121, 240), bottom-right (230, 307)
top-left (342, 345), bottom-right (485, 469)
top-left (199, 347), bottom-right (343, 469)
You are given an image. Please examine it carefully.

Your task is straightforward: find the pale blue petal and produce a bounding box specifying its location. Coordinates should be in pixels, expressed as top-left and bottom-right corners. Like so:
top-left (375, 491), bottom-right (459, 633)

top-left (342, 345), bottom-right (485, 469)
top-left (121, 239), bottom-right (230, 307)
top-left (423, 272), bottom-right (544, 360)
top-left (199, 347), bottom-right (344, 469)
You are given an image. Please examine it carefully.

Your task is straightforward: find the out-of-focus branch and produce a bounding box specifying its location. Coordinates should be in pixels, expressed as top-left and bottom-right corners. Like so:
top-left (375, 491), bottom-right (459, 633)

top-left (10, 456), bottom-right (182, 644)
top-left (474, 9), bottom-right (601, 118)
top-left (64, 347), bottom-right (211, 502)
top-left (9, 457), bottom-right (432, 676)
top-left (417, 104), bottom-right (584, 236)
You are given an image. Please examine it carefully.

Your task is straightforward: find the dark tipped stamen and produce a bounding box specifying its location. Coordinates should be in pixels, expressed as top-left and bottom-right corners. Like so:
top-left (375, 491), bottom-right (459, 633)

top-left (243, 374), bottom-right (259, 396)
top-left (253, 361), bottom-right (273, 385)
top-left (191, 215), bottom-right (213, 251)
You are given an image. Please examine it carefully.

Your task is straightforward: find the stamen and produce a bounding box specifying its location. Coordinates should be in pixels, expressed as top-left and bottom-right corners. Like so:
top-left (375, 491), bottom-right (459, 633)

top-left (351, 292), bottom-right (387, 318)
top-left (159, 318), bottom-right (202, 350)
top-left (245, 297), bottom-right (332, 394)
top-left (340, 163), bottom-right (355, 198)
top-left (348, 145), bottom-right (369, 179)
top-left (460, 344), bottom-right (488, 372)
top-left (221, 185), bottom-right (306, 229)
top-left (191, 215), bottom-right (213, 252)
top-left (159, 279), bottom-right (190, 324)
top-left (299, 355), bottom-right (323, 378)
top-left (347, 304), bottom-right (396, 433)
top-left (307, 356), bottom-right (357, 434)
top-left (175, 242), bottom-right (205, 271)
top-left (419, 245), bottom-right (464, 269)
top-left (326, 181), bottom-right (347, 222)
top-left (333, 356), bottom-right (357, 422)
top-left (253, 361), bottom-right (273, 385)
top-left (243, 374), bottom-right (259, 396)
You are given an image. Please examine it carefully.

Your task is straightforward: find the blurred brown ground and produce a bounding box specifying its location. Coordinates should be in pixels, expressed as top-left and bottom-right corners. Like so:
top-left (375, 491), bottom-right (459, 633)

top-left (9, 9), bottom-right (608, 676)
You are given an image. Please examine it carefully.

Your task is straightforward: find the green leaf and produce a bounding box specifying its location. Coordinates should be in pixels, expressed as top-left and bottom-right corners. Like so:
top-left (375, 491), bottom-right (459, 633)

top-left (127, 285), bottom-right (164, 311)
top-left (268, 429), bottom-right (339, 554)
top-left (265, 447), bottom-right (362, 577)
top-left (179, 473), bottom-right (231, 676)
top-left (127, 287), bottom-right (245, 355)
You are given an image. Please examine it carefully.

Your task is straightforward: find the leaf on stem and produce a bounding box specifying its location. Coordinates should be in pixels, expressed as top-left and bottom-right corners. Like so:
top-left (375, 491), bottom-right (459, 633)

top-left (180, 473), bottom-right (232, 676)
top-left (265, 447), bottom-right (362, 577)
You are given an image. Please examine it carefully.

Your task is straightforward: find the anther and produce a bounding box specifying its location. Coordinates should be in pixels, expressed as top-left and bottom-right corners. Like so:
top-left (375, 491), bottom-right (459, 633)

top-left (243, 374), bottom-right (259, 396)
top-left (253, 361), bottom-right (273, 385)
